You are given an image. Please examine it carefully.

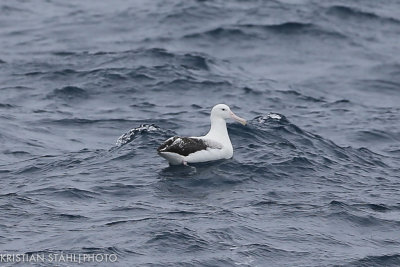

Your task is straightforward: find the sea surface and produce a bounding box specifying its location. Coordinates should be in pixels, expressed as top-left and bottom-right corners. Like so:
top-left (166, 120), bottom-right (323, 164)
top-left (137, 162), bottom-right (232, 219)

top-left (1, 0), bottom-right (400, 266)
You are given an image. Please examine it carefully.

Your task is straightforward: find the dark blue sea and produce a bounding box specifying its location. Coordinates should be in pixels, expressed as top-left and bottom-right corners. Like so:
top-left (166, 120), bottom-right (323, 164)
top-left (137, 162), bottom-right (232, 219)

top-left (1, 0), bottom-right (400, 266)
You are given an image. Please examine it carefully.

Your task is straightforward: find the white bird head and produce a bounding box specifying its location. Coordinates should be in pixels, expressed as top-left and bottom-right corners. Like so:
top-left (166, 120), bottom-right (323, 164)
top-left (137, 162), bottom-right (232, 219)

top-left (211, 104), bottom-right (247, 125)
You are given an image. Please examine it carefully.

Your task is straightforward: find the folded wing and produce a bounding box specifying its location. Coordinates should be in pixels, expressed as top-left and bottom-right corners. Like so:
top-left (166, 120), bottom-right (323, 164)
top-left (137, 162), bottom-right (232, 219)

top-left (157, 137), bottom-right (222, 156)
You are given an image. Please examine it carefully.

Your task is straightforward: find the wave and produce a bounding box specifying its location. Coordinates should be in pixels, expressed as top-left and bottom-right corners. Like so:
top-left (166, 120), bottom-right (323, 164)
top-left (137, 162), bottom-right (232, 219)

top-left (184, 22), bottom-right (347, 40)
top-left (237, 243), bottom-right (308, 261)
top-left (344, 254), bottom-right (400, 267)
top-left (26, 187), bottom-right (100, 200)
top-left (115, 124), bottom-right (175, 147)
top-left (277, 89), bottom-right (326, 103)
top-left (184, 27), bottom-right (254, 39)
top-left (252, 21), bottom-right (312, 31)
top-left (329, 200), bottom-right (393, 213)
top-left (111, 113), bottom-right (391, 183)
top-left (145, 229), bottom-right (209, 252)
top-left (51, 51), bottom-right (79, 56)
top-left (327, 5), bottom-right (400, 24)
top-left (354, 130), bottom-right (400, 143)
top-left (40, 118), bottom-right (136, 125)
top-left (51, 213), bottom-right (88, 220)
top-left (0, 5), bottom-right (31, 15)
top-left (23, 49), bottom-right (216, 89)
top-left (356, 79), bottom-right (400, 94)
top-left (250, 114), bottom-right (390, 168)
top-left (327, 211), bottom-right (386, 227)
top-left (46, 86), bottom-right (89, 100)
top-left (116, 124), bottom-right (163, 147)
top-left (156, 79), bottom-right (232, 92)
top-left (0, 103), bottom-right (15, 108)
top-left (72, 48), bottom-right (213, 72)
top-left (105, 217), bottom-right (152, 227)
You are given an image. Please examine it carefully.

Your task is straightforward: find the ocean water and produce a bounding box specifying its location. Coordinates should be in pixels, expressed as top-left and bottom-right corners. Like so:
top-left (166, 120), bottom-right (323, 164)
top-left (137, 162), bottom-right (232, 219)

top-left (1, 0), bottom-right (400, 266)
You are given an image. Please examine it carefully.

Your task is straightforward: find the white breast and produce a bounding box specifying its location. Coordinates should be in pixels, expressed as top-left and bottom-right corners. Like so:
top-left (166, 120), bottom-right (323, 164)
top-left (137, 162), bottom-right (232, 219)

top-left (184, 142), bottom-right (233, 163)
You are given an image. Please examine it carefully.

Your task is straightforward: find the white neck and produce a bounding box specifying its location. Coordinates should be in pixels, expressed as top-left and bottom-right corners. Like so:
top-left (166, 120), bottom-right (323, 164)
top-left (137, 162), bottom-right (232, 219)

top-left (205, 116), bottom-right (230, 142)
top-left (203, 115), bottom-right (234, 157)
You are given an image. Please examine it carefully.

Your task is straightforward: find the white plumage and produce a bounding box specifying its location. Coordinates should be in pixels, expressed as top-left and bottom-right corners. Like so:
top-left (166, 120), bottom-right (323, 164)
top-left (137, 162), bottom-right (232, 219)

top-left (157, 104), bottom-right (246, 165)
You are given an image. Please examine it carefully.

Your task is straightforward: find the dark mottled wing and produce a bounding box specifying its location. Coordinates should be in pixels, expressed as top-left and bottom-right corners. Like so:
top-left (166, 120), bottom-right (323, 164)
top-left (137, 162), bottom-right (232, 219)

top-left (157, 136), bottom-right (179, 152)
top-left (157, 137), bottom-right (213, 156)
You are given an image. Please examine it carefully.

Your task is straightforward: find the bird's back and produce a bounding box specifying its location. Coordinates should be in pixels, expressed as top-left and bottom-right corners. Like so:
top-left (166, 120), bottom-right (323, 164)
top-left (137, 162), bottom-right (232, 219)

top-left (157, 136), bottom-right (208, 156)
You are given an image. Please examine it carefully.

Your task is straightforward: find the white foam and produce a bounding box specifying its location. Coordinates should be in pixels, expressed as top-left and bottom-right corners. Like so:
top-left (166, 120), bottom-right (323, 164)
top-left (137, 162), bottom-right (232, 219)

top-left (267, 113), bottom-right (282, 120)
top-left (116, 124), bottom-right (159, 146)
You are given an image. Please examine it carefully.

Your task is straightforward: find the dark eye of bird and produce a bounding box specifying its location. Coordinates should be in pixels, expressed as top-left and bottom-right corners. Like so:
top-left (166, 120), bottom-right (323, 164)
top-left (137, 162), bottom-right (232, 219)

top-left (222, 108), bottom-right (226, 111)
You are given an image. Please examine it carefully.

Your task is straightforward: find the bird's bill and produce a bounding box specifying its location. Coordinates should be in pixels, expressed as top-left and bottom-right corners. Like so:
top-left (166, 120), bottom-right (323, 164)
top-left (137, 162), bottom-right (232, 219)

top-left (230, 112), bottom-right (247, 126)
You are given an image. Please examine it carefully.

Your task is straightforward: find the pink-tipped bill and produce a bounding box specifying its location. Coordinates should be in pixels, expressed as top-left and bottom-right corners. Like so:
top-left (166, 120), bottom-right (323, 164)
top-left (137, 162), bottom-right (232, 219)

top-left (231, 112), bottom-right (247, 126)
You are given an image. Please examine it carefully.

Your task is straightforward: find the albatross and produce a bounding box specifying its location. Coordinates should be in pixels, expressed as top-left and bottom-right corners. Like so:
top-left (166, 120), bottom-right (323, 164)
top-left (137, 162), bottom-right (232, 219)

top-left (157, 104), bottom-right (246, 165)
